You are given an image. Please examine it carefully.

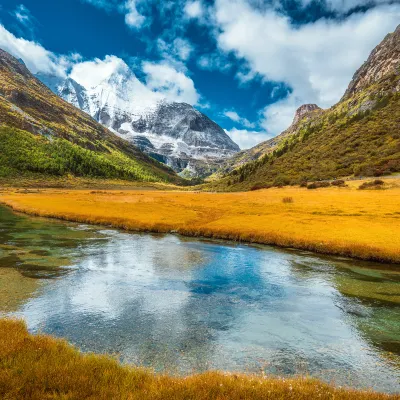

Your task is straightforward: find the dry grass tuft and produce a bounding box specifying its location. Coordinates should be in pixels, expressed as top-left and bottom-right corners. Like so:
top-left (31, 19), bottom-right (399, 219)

top-left (282, 197), bottom-right (294, 203)
top-left (0, 318), bottom-right (396, 400)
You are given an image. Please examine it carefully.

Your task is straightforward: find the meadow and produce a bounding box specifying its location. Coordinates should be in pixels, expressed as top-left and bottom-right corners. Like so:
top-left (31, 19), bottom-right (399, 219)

top-left (1, 177), bottom-right (400, 263)
top-left (0, 319), bottom-right (398, 400)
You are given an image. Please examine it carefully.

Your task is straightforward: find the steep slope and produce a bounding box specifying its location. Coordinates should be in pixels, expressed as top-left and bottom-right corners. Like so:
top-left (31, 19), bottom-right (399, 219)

top-left (37, 64), bottom-right (239, 177)
top-left (209, 25), bottom-right (400, 191)
top-left (0, 49), bottom-right (184, 184)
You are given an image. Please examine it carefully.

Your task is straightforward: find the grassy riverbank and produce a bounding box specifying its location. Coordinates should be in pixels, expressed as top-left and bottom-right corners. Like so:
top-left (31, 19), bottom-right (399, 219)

top-left (0, 319), bottom-right (397, 400)
top-left (1, 178), bottom-right (400, 263)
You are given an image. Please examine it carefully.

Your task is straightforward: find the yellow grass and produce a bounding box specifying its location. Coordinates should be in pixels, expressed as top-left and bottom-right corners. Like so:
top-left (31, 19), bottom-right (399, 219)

top-left (1, 179), bottom-right (400, 263)
top-left (0, 318), bottom-right (397, 400)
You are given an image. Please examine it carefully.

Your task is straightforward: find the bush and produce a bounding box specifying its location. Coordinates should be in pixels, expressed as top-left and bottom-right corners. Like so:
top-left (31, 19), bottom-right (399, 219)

top-left (307, 181), bottom-right (330, 189)
top-left (282, 197), bottom-right (293, 203)
top-left (331, 179), bottom-right (346, 186)
top-left (250, 183), bottom-right (270, 191)
top-left (273, 175), bottom-right (290, 187)
top-left (358, 180), bottom-right (385, 190)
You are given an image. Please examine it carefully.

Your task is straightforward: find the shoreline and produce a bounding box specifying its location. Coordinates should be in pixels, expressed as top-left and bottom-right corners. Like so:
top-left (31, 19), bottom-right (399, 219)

top-left (1, 184), bottom-right (400, 265)
top-left (0, 318), bottom-right (397, 399)
top-left (2, 200), bottom-right (400, 265)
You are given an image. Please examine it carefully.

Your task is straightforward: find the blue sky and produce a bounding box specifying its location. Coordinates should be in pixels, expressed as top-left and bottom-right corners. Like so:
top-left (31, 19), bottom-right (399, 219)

top-left (0, 0), bottom-right (399, 148)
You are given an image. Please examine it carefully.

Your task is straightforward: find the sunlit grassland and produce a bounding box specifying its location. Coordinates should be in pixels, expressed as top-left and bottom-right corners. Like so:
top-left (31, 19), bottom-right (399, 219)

top-left (0, 319), bottom-right (397, 400)
top-left (1, 178), bottom-right (400, 263)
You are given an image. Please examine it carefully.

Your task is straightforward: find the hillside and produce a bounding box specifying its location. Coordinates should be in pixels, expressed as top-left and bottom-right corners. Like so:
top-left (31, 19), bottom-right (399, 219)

top-left (208, 25), bottom-right (400, 191)
top-left (214, 104), bottom-right (323, 177)
top-left (0, 49), bottom-right (184, 185)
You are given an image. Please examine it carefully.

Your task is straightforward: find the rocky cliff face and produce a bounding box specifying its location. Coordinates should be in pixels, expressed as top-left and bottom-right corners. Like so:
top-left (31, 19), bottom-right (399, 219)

top-left (37, 66), bottom-right (239, 177)
top-left (343, 25), bottom-right (400, 99)
top-left (291, 104), bottom-right (321, 125)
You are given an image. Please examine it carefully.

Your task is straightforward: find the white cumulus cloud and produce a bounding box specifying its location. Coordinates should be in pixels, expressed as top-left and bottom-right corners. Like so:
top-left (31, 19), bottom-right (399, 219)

top-left (224, 110), bottom-right (255, 128)
top-left (71, 55), bottom-right (200, 105)
top-left (225, 128), bottom-right (271, 150)
top-left (70, 55), bottom-right (126, 88)
top-left (124, 0), bottom-right (146, 29)
top-left (142, 61), bottom-right (200, 104)
top-left (184, 1), bottom-right (204, 19)
top-left (157, 37), bottom-right (194, 61)
top-left (0, 24), bottom-right (68, 76)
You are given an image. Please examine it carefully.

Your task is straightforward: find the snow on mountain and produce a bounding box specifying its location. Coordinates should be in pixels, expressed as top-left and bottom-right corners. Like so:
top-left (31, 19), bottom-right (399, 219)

top-left (36, 63), bottom-right (239, 177)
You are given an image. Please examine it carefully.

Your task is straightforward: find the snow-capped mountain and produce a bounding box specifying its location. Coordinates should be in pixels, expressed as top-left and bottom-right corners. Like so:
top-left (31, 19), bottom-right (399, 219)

top-left (36, 64), bottom-right (239, 177)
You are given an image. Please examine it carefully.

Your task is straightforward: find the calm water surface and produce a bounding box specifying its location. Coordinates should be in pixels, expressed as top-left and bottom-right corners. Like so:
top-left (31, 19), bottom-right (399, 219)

top-left (0, 205), bottom-right (399, 392)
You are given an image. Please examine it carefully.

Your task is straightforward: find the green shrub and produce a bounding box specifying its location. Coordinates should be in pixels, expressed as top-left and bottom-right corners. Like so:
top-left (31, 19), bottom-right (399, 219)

top-left (307, 181), bottom-right (330, 189)
top-left (331, 180), bottom-right (346, 186)
top-left (358, 180), bottom-right (385, 190)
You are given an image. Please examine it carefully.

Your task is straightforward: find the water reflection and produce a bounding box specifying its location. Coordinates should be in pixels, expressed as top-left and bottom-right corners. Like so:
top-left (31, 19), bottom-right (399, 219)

top-left (0, 206), bottom-right (399, 392)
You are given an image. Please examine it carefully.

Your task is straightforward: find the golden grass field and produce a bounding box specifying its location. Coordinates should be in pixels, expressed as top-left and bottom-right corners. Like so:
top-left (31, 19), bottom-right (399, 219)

top-left (1, 178), bottom-right (400, 263)
top-left (0, 318), bottom-right (398, 400)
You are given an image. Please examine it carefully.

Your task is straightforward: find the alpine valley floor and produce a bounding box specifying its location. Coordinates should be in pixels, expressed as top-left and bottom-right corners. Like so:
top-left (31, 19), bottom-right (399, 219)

top-left (1, 177), bottom-right (400, 264)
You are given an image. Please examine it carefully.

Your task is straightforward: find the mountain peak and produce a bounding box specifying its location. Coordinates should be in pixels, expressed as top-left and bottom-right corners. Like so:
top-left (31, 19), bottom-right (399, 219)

top-left (292, 104), bottom-right (321, 126)
top-left (342, 24), bottom-right (400, 100)
top-left (103, 62), bottom-right (134, 87)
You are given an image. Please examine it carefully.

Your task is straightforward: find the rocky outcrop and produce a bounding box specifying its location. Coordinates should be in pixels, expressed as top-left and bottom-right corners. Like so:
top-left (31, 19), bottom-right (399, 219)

top-left (291, 104), bottom-right (321, 125)
top-left (343, 25), bottom-right (400, 100)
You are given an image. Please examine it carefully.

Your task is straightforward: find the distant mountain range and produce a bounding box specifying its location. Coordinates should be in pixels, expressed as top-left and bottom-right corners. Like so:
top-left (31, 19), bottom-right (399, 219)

top-left (208, 24), bottom-right (400, 191)
top-left (36, 63), bottom-right (239, 178)
top-left (0, 49), bottom-right (183, 184)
